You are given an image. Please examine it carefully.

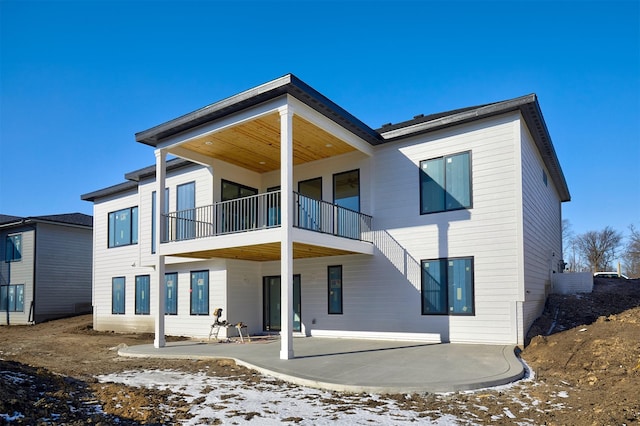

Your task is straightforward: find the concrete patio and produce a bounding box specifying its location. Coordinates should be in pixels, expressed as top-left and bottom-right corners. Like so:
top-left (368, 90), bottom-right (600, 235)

top-left (119, 337), bottom-right (525, 394)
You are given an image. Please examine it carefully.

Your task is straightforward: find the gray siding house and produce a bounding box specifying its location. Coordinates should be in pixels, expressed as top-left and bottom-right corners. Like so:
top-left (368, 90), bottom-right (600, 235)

top-left (0, 213), bottom-right (93, 325)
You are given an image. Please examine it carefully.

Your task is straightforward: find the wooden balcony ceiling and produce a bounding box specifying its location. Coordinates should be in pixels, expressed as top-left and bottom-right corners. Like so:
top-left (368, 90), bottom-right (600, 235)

top-left (177, 242), bottom-right (357, 262)
top-left (180, 113), bottom-right (357, 173)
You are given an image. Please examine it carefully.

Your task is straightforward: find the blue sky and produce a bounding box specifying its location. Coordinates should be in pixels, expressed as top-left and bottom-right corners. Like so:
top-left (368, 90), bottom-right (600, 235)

top-left (1, 0), bottom-right (638, 245)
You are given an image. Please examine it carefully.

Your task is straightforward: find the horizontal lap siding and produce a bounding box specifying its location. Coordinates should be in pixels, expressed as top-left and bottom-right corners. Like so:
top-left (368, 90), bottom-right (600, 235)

top-left (92, 188), bottom-right (142, 332)
top-left (370, 114), bottom-right (521, 344)
top-left (520, 121), bottom-right (563, 337)
top-left (34, 224), bottom-right (92, 322)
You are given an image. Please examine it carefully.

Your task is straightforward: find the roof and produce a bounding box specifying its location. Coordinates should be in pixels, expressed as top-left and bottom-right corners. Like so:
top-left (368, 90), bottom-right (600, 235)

top-left (124, 157), bottom-right (194, 182)
top-left (135, 73), bottom-right (383, 146)
top-left (0, 213), bottom-right (93, 228)
top-left (0, 214), bottom-right (23, 226)
top-left (87, 75), bottom-right (570, 202)
top-left (81, 180), bottom-right (138, 202)
top-left (80, 157), bottom-right (195, 201)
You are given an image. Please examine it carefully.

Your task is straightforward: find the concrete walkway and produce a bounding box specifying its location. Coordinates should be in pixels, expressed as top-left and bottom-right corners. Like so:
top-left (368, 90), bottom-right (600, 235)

top-left (119, 337), bottom-right (525, 394)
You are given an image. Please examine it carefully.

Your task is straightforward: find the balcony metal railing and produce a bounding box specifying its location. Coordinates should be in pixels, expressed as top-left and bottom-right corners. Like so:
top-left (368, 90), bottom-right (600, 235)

top-left (161, 190), bottom-right (372, 243)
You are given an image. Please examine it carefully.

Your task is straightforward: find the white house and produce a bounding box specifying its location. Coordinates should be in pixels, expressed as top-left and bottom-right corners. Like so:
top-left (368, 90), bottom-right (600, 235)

top-left (0, 213), bottom-right (93, 325)
top-left (81, 74), bottom-right (570, 359)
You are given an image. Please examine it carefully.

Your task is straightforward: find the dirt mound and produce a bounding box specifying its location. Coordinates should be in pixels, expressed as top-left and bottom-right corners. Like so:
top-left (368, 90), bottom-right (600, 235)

top-left (523, 277), bottom-right (640, 424)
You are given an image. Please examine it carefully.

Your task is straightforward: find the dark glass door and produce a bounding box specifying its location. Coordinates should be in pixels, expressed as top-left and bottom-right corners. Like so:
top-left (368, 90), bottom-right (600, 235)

top-left (263, 275), bottom-right (301, 332)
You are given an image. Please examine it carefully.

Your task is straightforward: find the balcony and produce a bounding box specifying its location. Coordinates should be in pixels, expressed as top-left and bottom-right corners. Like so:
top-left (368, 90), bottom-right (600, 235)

top-left (160, 191), bottom-right (373, 258)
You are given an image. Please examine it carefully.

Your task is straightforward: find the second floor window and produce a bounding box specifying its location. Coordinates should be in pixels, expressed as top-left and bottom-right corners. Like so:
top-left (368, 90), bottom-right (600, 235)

top-left (5, 234), bottom-right (22, 262)
top-left (108, 207), bottom-right (138, 247)
top-left (420, 151), bottom-right (471, 214)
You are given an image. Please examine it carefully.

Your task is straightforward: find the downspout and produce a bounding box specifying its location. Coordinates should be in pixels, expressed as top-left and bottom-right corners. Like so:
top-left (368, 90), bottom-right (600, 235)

top-left (5, 258), bottom-right (9, 325)
top-left (31, 223), bottom-right (37, 324)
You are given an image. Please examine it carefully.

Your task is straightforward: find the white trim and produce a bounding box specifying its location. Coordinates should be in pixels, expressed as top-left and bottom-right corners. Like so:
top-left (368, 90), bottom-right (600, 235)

top-left (310, 329), bottom-right (441, 343)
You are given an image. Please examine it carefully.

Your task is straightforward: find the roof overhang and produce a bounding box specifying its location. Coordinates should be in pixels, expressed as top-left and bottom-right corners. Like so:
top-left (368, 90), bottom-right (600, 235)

top-left (135, 74), bottom-right (382, 147)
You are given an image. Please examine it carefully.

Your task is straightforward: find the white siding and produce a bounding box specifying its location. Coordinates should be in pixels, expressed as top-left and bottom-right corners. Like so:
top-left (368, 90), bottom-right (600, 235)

top-left (364, 114), bottom-right (522, 344)
top-left (519, 119), bottom-right (563, 340)
top-left (90, 111), bottom-right (563, 346)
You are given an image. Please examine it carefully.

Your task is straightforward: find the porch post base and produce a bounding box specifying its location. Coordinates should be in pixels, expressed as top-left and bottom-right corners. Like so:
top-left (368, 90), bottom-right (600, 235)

top-left (154, 337), bottom-right (166, 348)
top-left (280, 349), bottom-right (294, 360)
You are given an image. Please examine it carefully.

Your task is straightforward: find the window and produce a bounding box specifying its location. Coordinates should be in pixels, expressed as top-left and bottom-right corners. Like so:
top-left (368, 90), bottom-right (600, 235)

top-left (266, 186), bottom-right (281, 227)
top-left (220, 180), bottom-right (258, 233)
top-left (135, 275), bottom-right (150, 315)
top-left (151, 189), bottom-right (169, 253)
top-left (542, 169), bottom-right (548, 187)
top-left (328, 265), bottom-right (343, 314)
top-left (420, 152), bottom-right (471, 214)
top-left (421, 258), bottom-right (474, 315)
top-left (0, 285), bottom-right (24, 312)
top-left (165, 272), bottom-right (178, 315)
top-left (298, 177), bottom-right (322, 231)
top-left (190, 270), bottom-right (209, 315)
top-left (5, 234), bottom-right (22, 262)
top-left (108, 207), bottom-right (138, 247)
top-left (112, 277), bottom-right (126, 314)
top-left (333, 170), bottom-right (360, 212)
top-left (176, 182), bottom-right (196, 240)
top-left (221, 180), bottom-right (258, 201)
top-left (334, 170), bottom-right (360, 238)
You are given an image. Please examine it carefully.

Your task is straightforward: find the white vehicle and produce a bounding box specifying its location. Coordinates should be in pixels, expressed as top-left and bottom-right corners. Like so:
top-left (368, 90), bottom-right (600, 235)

top-left (594, 272), bottom-right (629, 279)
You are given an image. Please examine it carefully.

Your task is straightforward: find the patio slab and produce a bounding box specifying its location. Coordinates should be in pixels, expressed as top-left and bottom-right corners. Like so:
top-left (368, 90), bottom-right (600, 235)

top-left (119, 337), bottom-right (525, 394)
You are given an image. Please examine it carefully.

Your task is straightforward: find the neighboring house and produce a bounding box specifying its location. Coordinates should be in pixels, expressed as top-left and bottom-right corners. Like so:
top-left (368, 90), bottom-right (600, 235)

top-left (81, 74), bottom-right (570, 359)
top-left (0, 213), bottom-right (93, 325)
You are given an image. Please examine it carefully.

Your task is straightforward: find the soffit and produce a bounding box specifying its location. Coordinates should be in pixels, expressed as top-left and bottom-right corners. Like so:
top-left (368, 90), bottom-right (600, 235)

top-left (179, 113), bottom-right (356, 173)
top-left (176, 242), bottom-right (357, 262)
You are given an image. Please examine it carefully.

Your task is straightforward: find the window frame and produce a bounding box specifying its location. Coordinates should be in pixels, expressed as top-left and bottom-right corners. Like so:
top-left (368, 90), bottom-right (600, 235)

top-left (112, 277), bottom-right (126, 315)
top-left (0, 284), bottom-right (25, 312)
top-left (151, 188), bottom-right (169, 253)
top-left (5, 234), bottom-right (22, 262)
top-left (135, 275), bottom-right (150, 315)
top-left (333, 169), bottom-right (360, 212)
top-left (327, 265), bottom-right (343, 315)
top-left (419, 151), bottom-right (472, 215)
top-left (164, 272), bottom-right (178, 315)
top-left (176, 181), bottom-right (196, 240)
top-left (221, 179), bottom-right (258, 201)
top-left (421, 257), bottom-right (475, 316)
top-left (190, 270), bottom-right (209, 316)
top-left (108, 206), bottom-right (139, 248)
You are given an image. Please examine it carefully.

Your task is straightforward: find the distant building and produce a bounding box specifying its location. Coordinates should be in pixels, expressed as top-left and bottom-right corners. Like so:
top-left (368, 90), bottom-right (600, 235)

top-left (82, 74), bottom-right (570, 359)
top-left (0, 213), bottom-right (93, 324)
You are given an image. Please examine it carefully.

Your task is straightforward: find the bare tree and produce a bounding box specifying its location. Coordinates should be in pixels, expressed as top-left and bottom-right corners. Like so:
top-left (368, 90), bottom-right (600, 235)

top-left (574, 226), bottom-right (623, 272)
top-left (562, 219), bottom-right (579, 271)
top-left (622, 224), bottom-right (640, 278)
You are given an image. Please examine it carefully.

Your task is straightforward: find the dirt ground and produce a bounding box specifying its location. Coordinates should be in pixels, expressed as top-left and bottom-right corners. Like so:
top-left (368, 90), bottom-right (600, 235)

top-left (1, 277), bottom-right (638, 425)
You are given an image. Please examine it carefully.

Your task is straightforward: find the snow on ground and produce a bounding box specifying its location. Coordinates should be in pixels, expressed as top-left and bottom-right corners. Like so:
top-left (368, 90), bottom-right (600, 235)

top-left (97, 369), bottom-right (461, 425)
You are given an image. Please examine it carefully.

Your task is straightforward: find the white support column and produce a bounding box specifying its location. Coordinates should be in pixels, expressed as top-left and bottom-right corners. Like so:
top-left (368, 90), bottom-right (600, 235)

top-left (279, 105), bottom-right (294, 360)
top-left (154, 149), bottom-right (167, 348)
